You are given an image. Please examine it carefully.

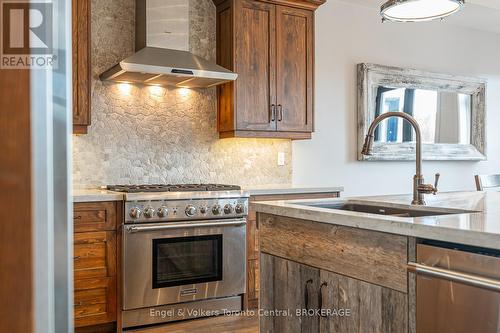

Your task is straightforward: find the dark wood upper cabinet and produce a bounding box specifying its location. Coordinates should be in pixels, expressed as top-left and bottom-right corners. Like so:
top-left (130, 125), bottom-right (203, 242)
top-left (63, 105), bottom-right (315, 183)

top-left (235, 0), bottom-right (276, 132)
top-left (276, 6), bottom-right (313, 133)
top-left (214, 0), bottom-right (323, 140)
top-left (72, 0), bottom-right (91, 134)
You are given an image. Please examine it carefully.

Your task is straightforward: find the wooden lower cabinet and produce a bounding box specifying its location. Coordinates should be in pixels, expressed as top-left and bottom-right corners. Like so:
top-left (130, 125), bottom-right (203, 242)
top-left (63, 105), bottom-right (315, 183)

top-left (74, 276), bottom-right (117, 328)
top-left (245, 191), bottom-right (340, 309)
top-left (260, 254), bottom-right (321, 333)
top-left (73, 201), bottom-right (120, 332)
top-left (319, 270), bottom-right (408, 333)
top-left (260, 254), bottom-right (408, 333)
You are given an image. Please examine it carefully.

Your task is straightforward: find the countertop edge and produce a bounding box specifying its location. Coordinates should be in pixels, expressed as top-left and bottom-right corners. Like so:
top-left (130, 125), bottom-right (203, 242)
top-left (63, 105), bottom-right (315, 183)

top-left (73, 192), bottom-right (124, 203)
top-left (252, 200), bottom-right (500, 251)
top-left (73, 186), bottom-right (344, 202)
top-left (244, 186), bottom-right (344, 196)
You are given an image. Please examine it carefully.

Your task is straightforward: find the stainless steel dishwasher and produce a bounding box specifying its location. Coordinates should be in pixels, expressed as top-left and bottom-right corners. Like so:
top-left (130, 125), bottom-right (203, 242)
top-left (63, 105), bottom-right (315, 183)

top-left (409, 243), bottom-right (500, 333)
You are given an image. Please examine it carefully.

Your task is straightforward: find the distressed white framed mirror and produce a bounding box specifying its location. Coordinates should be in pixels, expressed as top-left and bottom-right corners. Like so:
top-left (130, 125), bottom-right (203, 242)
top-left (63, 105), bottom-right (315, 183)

top-left (357, 63), bottom-right (487, 161)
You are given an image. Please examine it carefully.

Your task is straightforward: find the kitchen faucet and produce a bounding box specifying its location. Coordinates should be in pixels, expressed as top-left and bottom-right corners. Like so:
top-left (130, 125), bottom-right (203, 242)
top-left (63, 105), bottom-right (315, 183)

top-left (361, 111), bottom-right (440, 205)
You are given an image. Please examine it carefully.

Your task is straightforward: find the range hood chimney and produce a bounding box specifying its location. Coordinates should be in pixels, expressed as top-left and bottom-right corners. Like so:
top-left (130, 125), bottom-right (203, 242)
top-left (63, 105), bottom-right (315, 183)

top-left (99, 0), bottom-right (237, 88)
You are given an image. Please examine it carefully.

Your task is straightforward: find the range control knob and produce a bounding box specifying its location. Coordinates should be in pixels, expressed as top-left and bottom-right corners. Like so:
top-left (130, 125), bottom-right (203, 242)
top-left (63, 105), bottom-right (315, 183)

top-left (185, 205), bottom-right (197, 217)
top-left (157, 206), bottom-right (169, 218)
top-left (199, 206), bottom-right (208, 215)
top-left (129, 207), bottom-right (142, 219)
top-left (224, 204), bottom-right (234, 214)
top-left (212, 204), bottom-right (222, 215)
top-left (143, 206), bottom-right (155, 218)
top-left (235, 203), bottom-right (245, 214)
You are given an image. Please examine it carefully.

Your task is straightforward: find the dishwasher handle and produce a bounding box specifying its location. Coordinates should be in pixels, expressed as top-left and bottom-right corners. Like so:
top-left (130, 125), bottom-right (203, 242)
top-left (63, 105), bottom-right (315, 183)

top-left (408, 262), bottom-right (500, 293)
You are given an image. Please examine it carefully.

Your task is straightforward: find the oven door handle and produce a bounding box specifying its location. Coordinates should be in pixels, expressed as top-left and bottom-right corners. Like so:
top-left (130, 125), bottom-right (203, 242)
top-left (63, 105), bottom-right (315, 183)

top-left (124, 220), bottom-right (247, 233)
top-left (408, 262), bottom-right (500, 292)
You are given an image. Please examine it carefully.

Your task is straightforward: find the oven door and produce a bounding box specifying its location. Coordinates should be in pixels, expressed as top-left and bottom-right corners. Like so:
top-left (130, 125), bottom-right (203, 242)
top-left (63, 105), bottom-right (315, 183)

top-left (122, 218), bottom-right (246, 310)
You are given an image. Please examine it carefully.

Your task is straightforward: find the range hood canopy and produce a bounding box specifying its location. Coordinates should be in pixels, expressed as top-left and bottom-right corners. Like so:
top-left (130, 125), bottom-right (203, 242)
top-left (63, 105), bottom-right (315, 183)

top-left (99, 0), bottom-right (237, 88)
top-left (99, 47), bottom-right (237, 88)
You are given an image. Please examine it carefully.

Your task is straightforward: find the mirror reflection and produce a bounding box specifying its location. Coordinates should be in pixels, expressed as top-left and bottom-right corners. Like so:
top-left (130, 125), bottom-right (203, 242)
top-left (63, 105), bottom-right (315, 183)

top-left (374, 86), bottom-right (472, 145)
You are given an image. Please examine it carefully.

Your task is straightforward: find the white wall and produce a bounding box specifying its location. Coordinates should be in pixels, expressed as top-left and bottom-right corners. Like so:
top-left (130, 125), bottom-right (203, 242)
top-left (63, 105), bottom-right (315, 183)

top-left (292, 0), bottom-right (500, 196)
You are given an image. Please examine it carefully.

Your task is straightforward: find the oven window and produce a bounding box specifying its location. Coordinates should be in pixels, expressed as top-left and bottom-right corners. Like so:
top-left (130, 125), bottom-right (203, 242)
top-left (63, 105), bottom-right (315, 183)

top-left (152, 235), bottom-right (223, 289)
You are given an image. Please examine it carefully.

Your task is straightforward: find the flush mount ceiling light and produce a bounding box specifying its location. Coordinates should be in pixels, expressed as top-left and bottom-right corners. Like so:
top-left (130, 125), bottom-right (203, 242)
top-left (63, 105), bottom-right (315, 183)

top-left (381, 0), bottom-right (465, 22)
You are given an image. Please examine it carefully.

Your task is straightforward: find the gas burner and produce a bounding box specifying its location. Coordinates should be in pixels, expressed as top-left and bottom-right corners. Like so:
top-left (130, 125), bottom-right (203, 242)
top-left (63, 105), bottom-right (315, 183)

top-left (106, 184), bottom-right (241, 193)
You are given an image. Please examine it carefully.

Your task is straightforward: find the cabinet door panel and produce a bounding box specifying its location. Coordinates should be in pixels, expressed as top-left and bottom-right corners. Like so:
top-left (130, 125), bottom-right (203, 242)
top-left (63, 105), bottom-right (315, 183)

top-left (276, 6), bottom-right (313, 132)
top-left (74, 201), bottom-right (117, 232)
top-left (235, 0), bottom-right (276, 131)
top-left (72, 0), bottom-right (91, 133)
top-left (74, 276), bottom-right (117, 327)
top-left (319, 270), bottom-right (408, 333)
top-left (74, 231), bottom-right (116, 280)
top-left (260, 254), bottom-right (320, 333)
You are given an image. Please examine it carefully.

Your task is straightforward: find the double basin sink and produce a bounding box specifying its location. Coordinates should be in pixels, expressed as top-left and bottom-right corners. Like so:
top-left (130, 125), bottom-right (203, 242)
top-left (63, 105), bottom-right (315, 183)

top-left (294, 200), bottom-right (478, 218)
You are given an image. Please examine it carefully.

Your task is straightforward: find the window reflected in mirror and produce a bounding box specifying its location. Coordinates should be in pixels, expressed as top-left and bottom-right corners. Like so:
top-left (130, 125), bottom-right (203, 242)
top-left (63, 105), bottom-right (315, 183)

top-left (374, 87), bottom-right (472, 145)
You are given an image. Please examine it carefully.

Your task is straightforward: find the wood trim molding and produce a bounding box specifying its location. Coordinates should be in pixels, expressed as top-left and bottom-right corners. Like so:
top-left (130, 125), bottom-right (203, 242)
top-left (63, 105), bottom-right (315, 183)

top-left (219, 130), bottom-right (311, 140)
top-left (72, 0), bottom-right (91, 133)
top-left (212, 0), bottom-right (326, 10)
top-left (0, 68), bottom-right (33, 332)
top-left (73, 125), bottom-right (88, 134)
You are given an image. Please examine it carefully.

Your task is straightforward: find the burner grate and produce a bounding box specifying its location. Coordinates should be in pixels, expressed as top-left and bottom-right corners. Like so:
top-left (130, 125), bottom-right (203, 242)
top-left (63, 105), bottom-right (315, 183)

top-left (106, 184), bottom-right (241, 193)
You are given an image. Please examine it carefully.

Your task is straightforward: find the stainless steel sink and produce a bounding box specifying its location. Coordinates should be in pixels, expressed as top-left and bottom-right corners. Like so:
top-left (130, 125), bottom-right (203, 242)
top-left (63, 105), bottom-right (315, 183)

top-left (295, 201), bottom-right (477, 218)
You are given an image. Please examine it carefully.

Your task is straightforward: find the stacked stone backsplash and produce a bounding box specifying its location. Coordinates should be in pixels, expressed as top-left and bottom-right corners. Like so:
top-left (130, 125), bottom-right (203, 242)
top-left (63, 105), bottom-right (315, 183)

top-left (72, 0), bottom-right (292, 188)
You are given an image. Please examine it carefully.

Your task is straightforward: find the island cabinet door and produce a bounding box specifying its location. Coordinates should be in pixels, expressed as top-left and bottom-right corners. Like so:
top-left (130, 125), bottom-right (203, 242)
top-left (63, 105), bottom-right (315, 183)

top-left (318, 270), bottom-right (408, 333)
top-left (260, 253), bottom-right (321, 333)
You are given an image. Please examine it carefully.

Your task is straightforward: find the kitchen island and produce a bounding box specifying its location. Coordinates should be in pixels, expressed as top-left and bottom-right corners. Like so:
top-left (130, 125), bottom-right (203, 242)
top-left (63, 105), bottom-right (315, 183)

top-left (253, 191), bottom-right (500, 333)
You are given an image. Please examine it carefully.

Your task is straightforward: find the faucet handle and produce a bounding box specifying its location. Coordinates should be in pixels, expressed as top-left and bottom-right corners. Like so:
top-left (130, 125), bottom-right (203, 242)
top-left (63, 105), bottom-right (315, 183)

top-left (417, 173), bottom-right (440, 195)
top-left (434, 173), bottom-right (441, 192)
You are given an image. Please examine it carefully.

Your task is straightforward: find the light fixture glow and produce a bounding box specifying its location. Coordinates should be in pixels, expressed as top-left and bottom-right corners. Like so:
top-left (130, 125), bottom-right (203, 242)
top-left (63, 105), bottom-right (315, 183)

top-left (381, 0), bottom-right (464, 22)
top-left (117, 83), bottom-right (132, 95)
top-left (149, 85), bottom-right (165, 97)
top-left (177, 88), bottom-right (190, 97)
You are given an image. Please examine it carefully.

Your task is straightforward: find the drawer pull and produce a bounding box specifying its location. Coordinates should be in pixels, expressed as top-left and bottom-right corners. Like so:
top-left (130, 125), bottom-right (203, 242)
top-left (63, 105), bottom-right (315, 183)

top-left (74, 301), bottom-right (83, 306)
top-left (304, 279), bottom-right (313, 310)
top-left (74, 215), bottom-right (82, 220)
top-left (73, 256), bottom-right (81, 261)
top-left (270, 104), bottom-right (276, 122)
top-left (319, 282), bottom-right (328, 317)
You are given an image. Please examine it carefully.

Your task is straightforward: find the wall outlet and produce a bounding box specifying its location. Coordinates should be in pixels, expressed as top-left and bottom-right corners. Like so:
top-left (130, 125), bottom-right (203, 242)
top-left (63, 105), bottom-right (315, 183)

top-left (277, 152), bottom-right (286, 166)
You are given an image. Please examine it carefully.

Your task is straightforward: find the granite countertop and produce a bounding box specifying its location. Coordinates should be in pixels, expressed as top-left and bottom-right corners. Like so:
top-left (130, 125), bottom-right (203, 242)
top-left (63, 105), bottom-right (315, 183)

top-left (252, 191), bottom-right (500, 250)
top-left (73, 185), bottom-right (344, 202)
top-left (73, 189), bottom-right (124, 202)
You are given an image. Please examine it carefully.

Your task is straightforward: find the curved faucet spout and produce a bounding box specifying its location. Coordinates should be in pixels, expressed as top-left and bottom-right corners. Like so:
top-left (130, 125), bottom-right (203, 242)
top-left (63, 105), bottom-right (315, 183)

top-left (361, 111), bottom-right (438, 205)
top-left (362, 111), bottom-right (422, 176)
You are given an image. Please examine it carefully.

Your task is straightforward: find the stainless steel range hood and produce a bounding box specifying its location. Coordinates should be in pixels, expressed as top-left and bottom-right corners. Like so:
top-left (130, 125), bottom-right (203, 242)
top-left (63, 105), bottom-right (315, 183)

top-left (99, 0), bottom-right (237, 88)
top-left (99, 47), bottom-right (236, 88)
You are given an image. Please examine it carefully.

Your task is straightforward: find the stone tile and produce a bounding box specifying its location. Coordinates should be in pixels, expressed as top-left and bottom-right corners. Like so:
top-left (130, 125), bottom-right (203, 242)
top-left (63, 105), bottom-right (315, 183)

top-left (73, 0), bottom-right (292, 189)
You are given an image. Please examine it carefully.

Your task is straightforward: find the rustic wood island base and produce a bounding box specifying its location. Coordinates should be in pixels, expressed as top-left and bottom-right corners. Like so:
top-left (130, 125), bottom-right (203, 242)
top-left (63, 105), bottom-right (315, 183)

top-left (258, 212), bottom-right (411, 333)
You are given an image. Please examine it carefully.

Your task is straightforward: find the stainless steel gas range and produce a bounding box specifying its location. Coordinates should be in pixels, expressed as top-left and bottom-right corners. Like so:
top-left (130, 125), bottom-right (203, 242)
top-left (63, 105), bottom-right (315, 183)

top-left (108, 184), bottom-right (248, 329)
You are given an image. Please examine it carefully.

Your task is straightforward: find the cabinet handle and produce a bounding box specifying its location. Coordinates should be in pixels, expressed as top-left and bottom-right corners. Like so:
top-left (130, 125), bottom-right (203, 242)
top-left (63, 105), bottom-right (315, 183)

top-left (74, 215), bottom-right (82, 220)
top-left (73, 256), bottom-right (81, 261)
top-left (277, 104), bottom-right (283, 121)
top-left (270, 104), bottom-right (276, 122)
top-left (319, 282), bottom-right (328, 316)
top-left (304, 279), bottom-right (313, 310)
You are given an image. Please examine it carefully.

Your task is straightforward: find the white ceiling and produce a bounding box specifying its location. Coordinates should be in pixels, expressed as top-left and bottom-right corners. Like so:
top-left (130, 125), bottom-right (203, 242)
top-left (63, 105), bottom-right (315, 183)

top-left (338, 0), bottom-right (500, 34)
